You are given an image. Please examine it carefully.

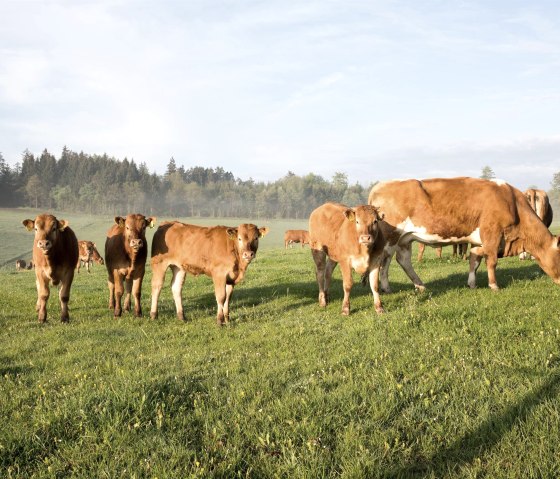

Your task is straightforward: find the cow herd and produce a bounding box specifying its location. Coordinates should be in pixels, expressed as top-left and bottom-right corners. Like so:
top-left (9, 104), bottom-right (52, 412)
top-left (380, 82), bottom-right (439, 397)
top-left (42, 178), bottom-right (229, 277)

top-left (20, 177), bottom-right (560, 325)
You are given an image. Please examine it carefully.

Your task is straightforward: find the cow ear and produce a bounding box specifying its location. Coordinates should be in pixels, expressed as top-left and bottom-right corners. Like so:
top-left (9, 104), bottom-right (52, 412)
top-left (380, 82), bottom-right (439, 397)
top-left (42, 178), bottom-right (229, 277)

top-left (146, 217), bottom-right (156, 228)
top-left (58, 219), bottom-right (69, 231)
top-left (556, 236), bottom-right (560, 249)
top-left (115, 216), bottom-right (125, 228)
top-left (344, 209), bottom-right (356, 222)
top-left (227, 228), bottom-right (238, 239)
top-left (258, 227), bottom-right (269, 237)
top-left (379, 212), bottom-right (385, 221)
top-left (23, 219), bottom-right (35, 231)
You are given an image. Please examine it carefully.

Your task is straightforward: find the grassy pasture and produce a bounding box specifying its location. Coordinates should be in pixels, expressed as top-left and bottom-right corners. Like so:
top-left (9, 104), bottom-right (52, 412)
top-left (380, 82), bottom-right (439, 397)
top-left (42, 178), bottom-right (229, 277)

top-left (1, 209), bottom-right (560, 478)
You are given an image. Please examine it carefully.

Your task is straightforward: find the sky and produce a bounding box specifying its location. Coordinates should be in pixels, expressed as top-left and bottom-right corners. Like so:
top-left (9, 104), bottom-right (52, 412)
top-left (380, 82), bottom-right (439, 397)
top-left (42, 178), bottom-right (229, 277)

top-left (1, 0), bottom-right (559, 190)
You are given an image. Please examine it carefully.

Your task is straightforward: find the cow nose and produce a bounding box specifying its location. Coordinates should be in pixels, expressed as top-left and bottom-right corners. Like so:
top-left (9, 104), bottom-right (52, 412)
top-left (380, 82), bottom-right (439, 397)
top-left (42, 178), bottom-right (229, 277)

top-left (359, 234), bottom-right (373, 244)
top-left (242, 251), bottom-right (255, 261)
top-left (130, 239), bottom-right (143, 249)
top-left (37, 240), bottom-right (52, 251)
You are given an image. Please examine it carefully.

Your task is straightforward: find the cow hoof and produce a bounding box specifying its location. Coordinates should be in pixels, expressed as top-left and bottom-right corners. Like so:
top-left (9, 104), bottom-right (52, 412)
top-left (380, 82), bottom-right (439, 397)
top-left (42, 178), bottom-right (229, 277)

top-left (176, 313), bottom-right (185, 322)
top-left (341, 308), bottom-right (350, 316)
top-left (380, 287), bottom-right (392, 294)
top-left (375, 306), bottom-right (385, 314)
top-left (415, 285), bottom-right (426, 293)
top-left (61, 317), bottom-right (69, 323)
top-left (489, 284), bottom-right (500, 292)
top-left (150, 312), bottom-right (158, 320)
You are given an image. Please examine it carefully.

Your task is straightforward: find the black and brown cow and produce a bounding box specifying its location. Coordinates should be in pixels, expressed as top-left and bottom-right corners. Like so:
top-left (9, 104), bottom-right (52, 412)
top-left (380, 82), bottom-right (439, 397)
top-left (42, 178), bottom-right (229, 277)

top-left (22, 214), bottom-right (79, 322)
top-left (104, 214), bottom-right (156, 317)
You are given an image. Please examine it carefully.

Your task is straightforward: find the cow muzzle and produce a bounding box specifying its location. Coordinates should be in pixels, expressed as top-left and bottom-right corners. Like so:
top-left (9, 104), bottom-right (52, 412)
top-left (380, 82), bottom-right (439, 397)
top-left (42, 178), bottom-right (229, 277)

top-left (359, 234), bottom-right (374, 245)
top-left (37, 240), bottom-right (52, 253)
top-left (129, 239), bottom-right (143, 251)
top-left (242, 251), bottom-right (255, 262)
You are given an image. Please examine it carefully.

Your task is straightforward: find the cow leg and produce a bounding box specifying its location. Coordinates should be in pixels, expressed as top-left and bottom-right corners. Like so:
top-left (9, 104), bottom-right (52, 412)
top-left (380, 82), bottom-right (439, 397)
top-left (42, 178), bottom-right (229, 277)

top-left (123, 277), bottom-right (132, 313)
top-left (85, 260), bottom-right (91, 273)
top-left (395, 243), bottom-right (426, 292)
top-left (312, 249), bottom-right (328, 307)
top-left (223, 284), bottom-right (234, 323)
top-left (132, 276), bottom-right (143, 317)
top-left (113, 272), bottom-right (124, 317)
top-left (170, 266), bottom-right (186, 321)
top-left (379, 251), bottom-right (393, 293)
top-left (150, 264), bottom-right (166, 320)
top-left (435, 247), bottom-right (442, 259)
top-left (339, 262), bottom-right (353, 316)
top-left (417, 243), bottom-right (425, 262)
top-left (58, 274), bottom-right (73, 323)
top-left (468, 246), bottom-right (484, 289)
top-left (213, 277), bottom-right (227, 325)
top-left (36, 274), bottom-right (49, 323)
top-left (368, 266), bottom-right (384, 314)
top-left (324, 258), bottom-right (338, 306)
top-left (108, 277), bottom-right (115, 310)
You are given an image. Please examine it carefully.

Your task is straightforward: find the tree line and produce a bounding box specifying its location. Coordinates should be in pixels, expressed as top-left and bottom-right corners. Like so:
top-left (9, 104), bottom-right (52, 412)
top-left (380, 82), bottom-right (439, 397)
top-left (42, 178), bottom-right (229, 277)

top-left (1, 149), bottom-right (559, 219)
top-left (0, 147), bottom-right (372, 219)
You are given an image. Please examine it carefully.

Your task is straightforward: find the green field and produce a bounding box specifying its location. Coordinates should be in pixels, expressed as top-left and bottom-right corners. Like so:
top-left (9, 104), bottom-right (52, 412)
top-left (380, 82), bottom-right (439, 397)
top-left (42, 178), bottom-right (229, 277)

top-left (2, 209), bottom-right (560, 478)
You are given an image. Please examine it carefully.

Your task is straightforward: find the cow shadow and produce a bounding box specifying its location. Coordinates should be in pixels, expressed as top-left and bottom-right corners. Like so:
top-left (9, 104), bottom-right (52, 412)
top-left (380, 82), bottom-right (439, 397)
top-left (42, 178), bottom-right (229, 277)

top-left (381, 263), bottom-right (545, 297)
top-left (384, 369), bottom-right (560, 477)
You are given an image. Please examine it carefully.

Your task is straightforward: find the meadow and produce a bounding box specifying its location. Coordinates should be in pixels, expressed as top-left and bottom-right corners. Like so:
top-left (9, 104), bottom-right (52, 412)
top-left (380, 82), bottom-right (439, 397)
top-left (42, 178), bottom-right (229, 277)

top-left (1, 208), bottom-right (560, 478)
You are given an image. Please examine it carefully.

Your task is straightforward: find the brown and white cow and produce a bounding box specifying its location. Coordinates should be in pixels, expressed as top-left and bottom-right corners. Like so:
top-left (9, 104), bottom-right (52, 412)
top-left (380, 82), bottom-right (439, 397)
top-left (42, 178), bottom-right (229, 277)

top-left (76, 240), bottom-right (104, 273)
top-left (22, 214), bottom-right (79, 323)
top-left (368, 177), bottom-right (560, 292)
top-left (150, 222), bottom-right (269, 325)
top-left (309, 202), bottom-right (387, 315)
top-left (16, 259), bottom-right (26, 271)
top-left (520, 189), bottom-right (554, 260)
top-left (105, 214), bottom-right (156, 317)
top-left (284, 229), bottom-right (310, 248)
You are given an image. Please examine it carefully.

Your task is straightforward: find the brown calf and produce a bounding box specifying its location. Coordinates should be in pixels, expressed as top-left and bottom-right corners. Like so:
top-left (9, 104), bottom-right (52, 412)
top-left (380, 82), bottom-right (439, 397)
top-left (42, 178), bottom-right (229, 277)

top-left (16, 259), bottom-right (26, 271)
top-left (309, 202), bottom-right (387, 315)
top-left (23, 214), bottom-right (79, 323)
top-left (104, 214), bottom-right (156, 317)
top-left (76, 240), bottom-right (104, 273)
top-left (150, 222), bottom-right (269, 325)
top-left (284, 229), bottom-right (310, 248)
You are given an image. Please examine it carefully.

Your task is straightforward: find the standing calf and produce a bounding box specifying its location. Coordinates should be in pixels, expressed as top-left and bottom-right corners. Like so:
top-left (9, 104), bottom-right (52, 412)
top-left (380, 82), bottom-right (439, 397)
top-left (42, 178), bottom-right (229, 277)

top-left (105, 214), bottom-right (156, 317)
top-left (23, 214), bottom-right (79, 323)
top-left (309, 202), bottom-right (387, 315)
top-left (150, 222), bottom-right (269, 325)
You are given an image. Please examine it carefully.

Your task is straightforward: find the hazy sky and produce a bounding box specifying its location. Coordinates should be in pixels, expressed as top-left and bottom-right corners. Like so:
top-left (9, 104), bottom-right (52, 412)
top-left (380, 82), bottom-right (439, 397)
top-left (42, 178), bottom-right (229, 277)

top-left (1, 0), bottom-right (559, 189)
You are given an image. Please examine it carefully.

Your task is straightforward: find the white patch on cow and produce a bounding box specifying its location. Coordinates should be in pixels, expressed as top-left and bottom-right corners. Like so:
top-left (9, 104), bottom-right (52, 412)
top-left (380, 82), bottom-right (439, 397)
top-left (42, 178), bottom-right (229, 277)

top-left (491, 178), bottom-right (507, 186)
top-left (395, 217), bottom-right (482, 246)
top-left (350, 255), bottom-right (370, 274)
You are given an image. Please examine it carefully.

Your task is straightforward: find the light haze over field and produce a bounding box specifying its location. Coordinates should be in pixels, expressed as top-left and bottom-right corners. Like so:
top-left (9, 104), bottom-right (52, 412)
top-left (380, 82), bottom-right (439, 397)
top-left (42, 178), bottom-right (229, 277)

top-left (1, 0), bottom-right (559, 190)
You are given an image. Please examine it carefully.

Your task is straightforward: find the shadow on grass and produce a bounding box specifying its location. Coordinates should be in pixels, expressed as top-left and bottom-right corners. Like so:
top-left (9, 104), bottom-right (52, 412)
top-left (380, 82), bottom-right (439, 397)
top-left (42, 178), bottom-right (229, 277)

top-left (385, 371), bottom-right (560, 478)
top-left (380, 263), bottom-right (545, 296)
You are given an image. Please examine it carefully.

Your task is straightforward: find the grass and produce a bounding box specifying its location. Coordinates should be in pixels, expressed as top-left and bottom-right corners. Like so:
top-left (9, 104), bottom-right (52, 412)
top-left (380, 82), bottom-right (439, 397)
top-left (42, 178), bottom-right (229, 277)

top-left (1, 209), bottom-right (560, 477)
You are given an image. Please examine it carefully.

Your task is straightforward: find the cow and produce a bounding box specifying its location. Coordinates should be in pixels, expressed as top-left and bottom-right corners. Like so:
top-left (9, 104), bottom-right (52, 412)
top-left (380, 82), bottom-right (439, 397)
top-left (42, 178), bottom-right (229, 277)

top-left (284, 229), bottom-right (310, 248)
top-left (104, 214), bottom-right (156, 317)
top-left (76, 240), bottom-right (104, 273)
top-left (368, 177), bottom-right (560, 293)
top-left (15, 259), bottom-right (26, 271)
top-left (150, 222), bottom-right (269, 325)
top-left (417, 243), bottom-right (468, 262)
top-left (22, 214), bottom-right (79, 323)
top-left (308, 202), bottom-right (387, 315)
top-left (27, 260), bottom-right (34, 270)
top-left (520, 189), bottom-right (553, 260)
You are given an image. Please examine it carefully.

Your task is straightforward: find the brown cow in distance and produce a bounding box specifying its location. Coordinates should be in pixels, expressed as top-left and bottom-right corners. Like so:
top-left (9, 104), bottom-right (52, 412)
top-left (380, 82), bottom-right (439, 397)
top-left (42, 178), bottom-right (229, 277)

top-left (309, 202), bottom-right (387, 315)
top-left (76, 240), bottom-right (104, 273)
top-left (284, 229), bottom-right (310, 248)
top-left (22, 214), bottom-right (79, 323)
top-left (417, 243), bottom-right (468, 262)
top-left (15, 259), bottom-right (26, 271)
top-left (368, 177), bottom-right (560, 292)
top-left (105, 214), bottom-right (156, 317)
top-left (150, 222), bottom-right (269, 325)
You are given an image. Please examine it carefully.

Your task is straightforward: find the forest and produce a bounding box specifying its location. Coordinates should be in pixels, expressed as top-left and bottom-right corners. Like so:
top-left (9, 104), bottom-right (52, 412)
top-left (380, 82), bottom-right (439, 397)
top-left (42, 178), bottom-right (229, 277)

top-left (0, 147), bottom-right (371, 219)
top-left (1, 147), bottom-right (559, 219)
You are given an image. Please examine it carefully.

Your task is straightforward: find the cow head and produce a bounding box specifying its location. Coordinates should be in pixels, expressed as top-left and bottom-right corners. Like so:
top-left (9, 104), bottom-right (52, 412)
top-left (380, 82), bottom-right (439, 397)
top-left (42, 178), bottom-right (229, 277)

top-left (23, 214), bottom-right (69, 255)
top-left (92, 243), bottom-right (105, 264)
top-left (227, 224), bottom-right (269, 263)
top-left (344, 205), bottom-right (384, 245)
top-left (82, 241), bottom-right (94, 256)
top-left (115, 214), bottom-right (156, 252)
